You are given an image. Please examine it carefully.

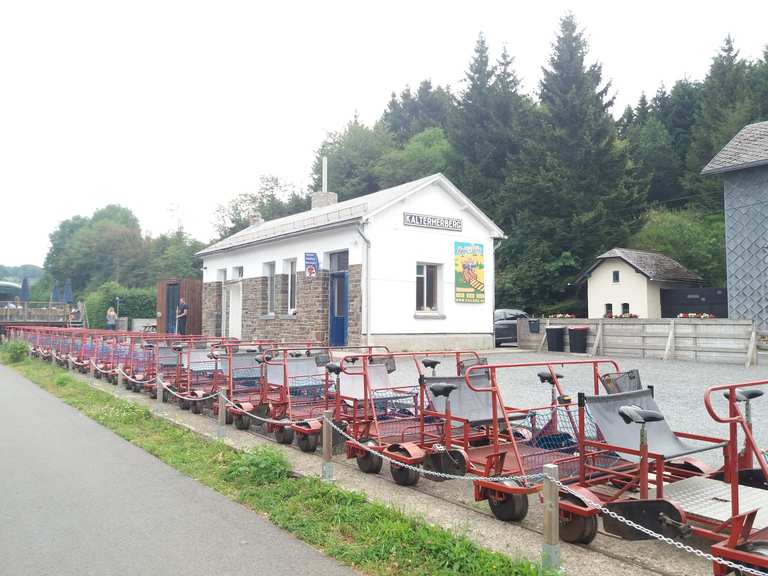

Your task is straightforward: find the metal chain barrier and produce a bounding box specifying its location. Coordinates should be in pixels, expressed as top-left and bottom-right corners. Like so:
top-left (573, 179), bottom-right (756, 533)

top-left (219, 394), bottom-right (315, 426)
top-left (115, 366), bottom-right (156, 386)
top-left (155, 379), bottom-right (221, 403)
top-left (89, 359), bottom-right (113, 375)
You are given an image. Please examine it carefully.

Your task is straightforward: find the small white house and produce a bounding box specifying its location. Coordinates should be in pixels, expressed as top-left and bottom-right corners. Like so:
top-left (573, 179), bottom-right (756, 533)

top-left (579, 248), bottom-right (703, 318)
top-left (197, 173), bottom-right (505, 350)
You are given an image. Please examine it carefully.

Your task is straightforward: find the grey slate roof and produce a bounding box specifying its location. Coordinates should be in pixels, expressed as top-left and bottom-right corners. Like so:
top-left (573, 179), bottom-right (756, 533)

top-left (579, 248), bottom-right (704, 284)
top-left (701, 121), bottom-right (768, 175)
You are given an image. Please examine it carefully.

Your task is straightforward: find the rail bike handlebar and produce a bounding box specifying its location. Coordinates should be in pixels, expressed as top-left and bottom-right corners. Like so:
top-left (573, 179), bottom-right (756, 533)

top-left (336, 350), bottom-right (480, 376)
top-left (464, 358), bottom-right (621, 395)
top-left (704, 379), bottom-right (768, 424)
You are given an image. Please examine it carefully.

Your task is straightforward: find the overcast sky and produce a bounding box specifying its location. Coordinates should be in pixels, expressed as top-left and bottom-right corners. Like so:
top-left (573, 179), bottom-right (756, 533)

top-left (2, 1), bottom-right (766, 267)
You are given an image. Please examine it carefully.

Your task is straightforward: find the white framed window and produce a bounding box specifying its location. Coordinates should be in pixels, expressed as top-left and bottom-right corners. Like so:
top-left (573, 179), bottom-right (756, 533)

top-left (612, 270), bottom-right (620, 283)
top-left (416, 263), bottom-right (440, 312)
top-left (622, 303), bottom-right (630, 315)
top-left (232, 266), bottom-right (243, 280)
top-left (217, 268), bottom-right (227, 282)
top-left (605, 303), bottom-right (613, 316)
top-left (284, 259), bottom-right (297, 314)
top-left (264, 262), bottom-right (276, 314)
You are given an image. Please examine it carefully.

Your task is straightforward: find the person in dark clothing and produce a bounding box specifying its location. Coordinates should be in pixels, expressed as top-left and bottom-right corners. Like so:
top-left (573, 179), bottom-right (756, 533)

top-left (176, 297), bottom-right (189, 335)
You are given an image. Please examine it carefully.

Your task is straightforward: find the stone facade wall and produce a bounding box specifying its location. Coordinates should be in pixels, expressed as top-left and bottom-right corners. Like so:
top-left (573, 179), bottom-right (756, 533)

top-left (202, 265), bottom-right (364, 346)
top-left (347, 264), bottom-right (363, 346)
top-left (202, 282), bottom-right (222, 336)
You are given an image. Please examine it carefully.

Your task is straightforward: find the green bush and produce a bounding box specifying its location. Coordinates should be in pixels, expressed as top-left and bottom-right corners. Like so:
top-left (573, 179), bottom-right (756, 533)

top-left (84, 281), bottom-right (156, 328)
top-left (1, 341), bottom-right (29, 363)
top-left (225, 446), bottom-right (291, 485)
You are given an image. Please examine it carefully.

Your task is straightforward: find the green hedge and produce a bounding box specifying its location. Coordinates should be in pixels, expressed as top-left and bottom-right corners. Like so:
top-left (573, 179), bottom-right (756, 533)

top-left (84, 281), bottom-right (155, 328)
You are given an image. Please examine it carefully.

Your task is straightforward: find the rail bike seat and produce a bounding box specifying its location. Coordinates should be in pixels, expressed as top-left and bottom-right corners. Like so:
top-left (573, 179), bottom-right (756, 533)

top-left (619, 405), bottom-right (665, 425)
top-left (171, 343), bottom-right (184, 352)
top-left (142, 343), bottom-right (155, 350)
top-left (422, 359), bottom-right (441, 370)
top-left (245, 347), bottom-right (261, 353)
top-left (313, 352), bottom-right (331, 367)
top-left (289, 351), bottom-right (303, 358)
top-left (429, 383), bottom-right (457, 398)
top-left (426, 373), bottom-right (501, 426)
top-left (537, 371), bottom-right (563, 384)
top-left (254, 354), bottom-right (271, 364)
top-left (724, 389), bottom-right (764, 402)
top-left (326, 362), bottom-right (342, 375)
top-left (600, 370), bottom-right (642, 394)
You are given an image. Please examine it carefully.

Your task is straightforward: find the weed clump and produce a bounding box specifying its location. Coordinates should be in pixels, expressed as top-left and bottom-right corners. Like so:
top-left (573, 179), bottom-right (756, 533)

top-left (226, 446), bottom-right (291, 485)
top-left (1, 341), bottom-right (29, 364)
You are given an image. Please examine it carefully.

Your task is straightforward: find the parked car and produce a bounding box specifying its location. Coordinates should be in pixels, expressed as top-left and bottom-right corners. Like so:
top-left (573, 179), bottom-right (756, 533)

top-left (494, 309), bottom-right (528, 347)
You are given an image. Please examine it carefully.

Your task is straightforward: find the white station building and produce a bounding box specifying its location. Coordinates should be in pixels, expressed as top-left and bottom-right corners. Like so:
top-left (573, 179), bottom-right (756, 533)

top-left (197, 173), bottom-right (505, 350)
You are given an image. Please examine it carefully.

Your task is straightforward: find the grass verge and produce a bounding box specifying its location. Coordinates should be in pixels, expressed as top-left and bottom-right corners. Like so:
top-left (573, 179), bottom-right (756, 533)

top-left (1, 350), bottom-right (552, 576)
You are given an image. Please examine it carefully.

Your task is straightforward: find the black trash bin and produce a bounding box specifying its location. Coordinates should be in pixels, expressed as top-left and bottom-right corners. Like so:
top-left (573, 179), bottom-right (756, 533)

top-left (568, 325), bottom-right (589, 354)
top-left (545, 326), bottom-right (565, 352)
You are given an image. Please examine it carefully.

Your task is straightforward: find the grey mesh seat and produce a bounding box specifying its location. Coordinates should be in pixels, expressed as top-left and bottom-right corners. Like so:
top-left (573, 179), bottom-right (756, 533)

top-left (338, 364), bottom-right (415, 405)
top-left (219, 352), bottom-right (261, 380)
top-left (600, 370), bottom-right (642, 394)
top-left (425, 373), bottom-right (502, 426)
top-left (585, 389), bottom-right (727, 463)
top-left (266, 357), bottom-right (324, 390)
top-left (184, 348), bottom-right (216, 372)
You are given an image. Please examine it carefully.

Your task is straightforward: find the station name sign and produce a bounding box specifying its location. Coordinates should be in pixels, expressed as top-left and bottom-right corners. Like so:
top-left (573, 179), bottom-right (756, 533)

top-left (403, 212), bottom-right (462, 232)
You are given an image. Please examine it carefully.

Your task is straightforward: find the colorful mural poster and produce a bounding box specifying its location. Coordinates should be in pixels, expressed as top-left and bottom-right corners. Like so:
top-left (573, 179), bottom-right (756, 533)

top-left (454, 242), bottom-right (485, 303)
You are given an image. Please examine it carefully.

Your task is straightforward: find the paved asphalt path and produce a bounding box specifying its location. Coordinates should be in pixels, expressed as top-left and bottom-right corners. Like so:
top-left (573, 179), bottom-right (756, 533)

top-left (0, 364), bottom-right (357, 576)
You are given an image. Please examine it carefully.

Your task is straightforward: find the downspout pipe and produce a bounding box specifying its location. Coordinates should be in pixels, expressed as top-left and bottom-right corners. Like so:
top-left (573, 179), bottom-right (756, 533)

top-left (357, 223), bottom-right (371, 346)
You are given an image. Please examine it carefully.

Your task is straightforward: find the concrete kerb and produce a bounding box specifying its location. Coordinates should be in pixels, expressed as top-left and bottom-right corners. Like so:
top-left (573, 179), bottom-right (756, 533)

top-left (53, 361), bottom-right (710, 576)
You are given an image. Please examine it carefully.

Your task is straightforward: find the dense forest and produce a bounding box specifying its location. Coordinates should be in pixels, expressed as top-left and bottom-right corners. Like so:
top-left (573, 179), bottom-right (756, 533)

top-left (306, 15), bottom-right (768, 314)
top-left (15, 14), bottom-right (768, 318)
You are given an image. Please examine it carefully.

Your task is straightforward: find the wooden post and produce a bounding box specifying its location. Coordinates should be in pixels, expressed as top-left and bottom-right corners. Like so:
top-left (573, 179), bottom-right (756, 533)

top-left (217, 387), bottom-right (227, 438)
top-left (156, 375), bottom-right (165, 408)
top-left (322, 409), bottom-right (334, 482)
top-left (663, 319), bottom-right (675, 361)
top-left (542, 463), bottom-right (560, 570)
top-left (746, 324), bottom-right (758, 368)
top-left (590, 320), bottom-right (603, 357)
top-left (537, 318), bottom-right (550, 352)
top-left (117, 363), bottom-right (124, 388)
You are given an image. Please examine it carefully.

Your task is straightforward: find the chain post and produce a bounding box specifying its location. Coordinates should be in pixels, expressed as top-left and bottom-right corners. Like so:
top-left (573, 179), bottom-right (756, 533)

top-left (322, 410), bottom-right (333, 482)
top-left (117, 363), bottom-right (124, 388)
top-left (155, 375), bottom-right (165, 409)
top-left (217, 388), bottom-right (227, 438)
top-left (89, 360), bottom-right (95, 382)
top-left (542, 464), bottom-right (560, 571)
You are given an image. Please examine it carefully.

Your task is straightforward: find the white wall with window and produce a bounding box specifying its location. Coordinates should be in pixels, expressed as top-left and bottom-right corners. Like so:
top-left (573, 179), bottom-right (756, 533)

top-left (587, 259), bottom-right (649, 318)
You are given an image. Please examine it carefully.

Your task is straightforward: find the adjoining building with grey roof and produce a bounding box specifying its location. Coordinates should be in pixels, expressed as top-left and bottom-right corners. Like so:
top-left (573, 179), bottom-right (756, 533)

top-left (577, 248), bottom-right (704, 318)
top-left (702, 120), bottom-right (768, 329)
top-left (197, 173), bottom-right (505, 350)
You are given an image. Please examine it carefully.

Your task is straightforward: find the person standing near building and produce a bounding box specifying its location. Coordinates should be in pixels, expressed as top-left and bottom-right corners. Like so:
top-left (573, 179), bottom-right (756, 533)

top-left (176, 297), bottom-right (188, 335)
top-left (106, 307), bottom-right (117, 330)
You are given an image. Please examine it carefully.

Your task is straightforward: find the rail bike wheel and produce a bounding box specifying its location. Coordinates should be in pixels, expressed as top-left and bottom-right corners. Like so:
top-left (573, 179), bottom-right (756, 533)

top-left (488, 481), bottom-right (529, 522)
top-left (356, 440), bottom-right (383, 474)
top-left (735, 541), bottom-right (768, 575)
top-left (234, 412), bottom-right (251, 430)
top-left (274, 423), bottom-right (294, 444)
top-left (190, 400), bottom-right (202, 415)
top-left (560, 495), bottom-right (598, 544)
top-left (179, 399), bottom-right (191, 410)
top-left (390, 462), bottom-right (420, 486)
top-left (297, 433), bottom-right (319, 453)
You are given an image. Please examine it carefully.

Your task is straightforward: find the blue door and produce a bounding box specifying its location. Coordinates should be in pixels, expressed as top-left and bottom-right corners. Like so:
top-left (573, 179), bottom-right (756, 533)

top-left (166, 283), bottom-right (180, 333)
top-left (329, 271), bottom-right (348, 346)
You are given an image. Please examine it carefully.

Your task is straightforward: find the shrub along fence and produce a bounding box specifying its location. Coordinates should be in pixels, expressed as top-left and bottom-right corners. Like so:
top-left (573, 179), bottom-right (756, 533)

top-left (84, 282), bottom-right (156, 329)
top-left (517, 317), bottom-right (758, 366)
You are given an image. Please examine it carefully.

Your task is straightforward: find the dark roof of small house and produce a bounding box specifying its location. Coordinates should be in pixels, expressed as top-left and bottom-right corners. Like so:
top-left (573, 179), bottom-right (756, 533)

top-left (577, 248), bottom-right (704, 284)
top-left (701, 121), bottom-right (768, 175)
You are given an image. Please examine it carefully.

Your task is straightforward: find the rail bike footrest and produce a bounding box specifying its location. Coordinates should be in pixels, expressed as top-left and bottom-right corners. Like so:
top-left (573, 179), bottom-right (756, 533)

top-left (603, 499), bottom-right (685, 540)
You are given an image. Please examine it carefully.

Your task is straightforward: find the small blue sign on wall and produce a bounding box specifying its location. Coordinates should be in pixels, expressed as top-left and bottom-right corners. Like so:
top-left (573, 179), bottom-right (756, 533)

top-left (304, 253), bottom-right (319, 278)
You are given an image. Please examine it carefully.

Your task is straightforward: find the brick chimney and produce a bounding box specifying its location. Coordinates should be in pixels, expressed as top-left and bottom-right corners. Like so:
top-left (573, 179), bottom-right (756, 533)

top-left (311, 156), bottom-right (337, 210)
